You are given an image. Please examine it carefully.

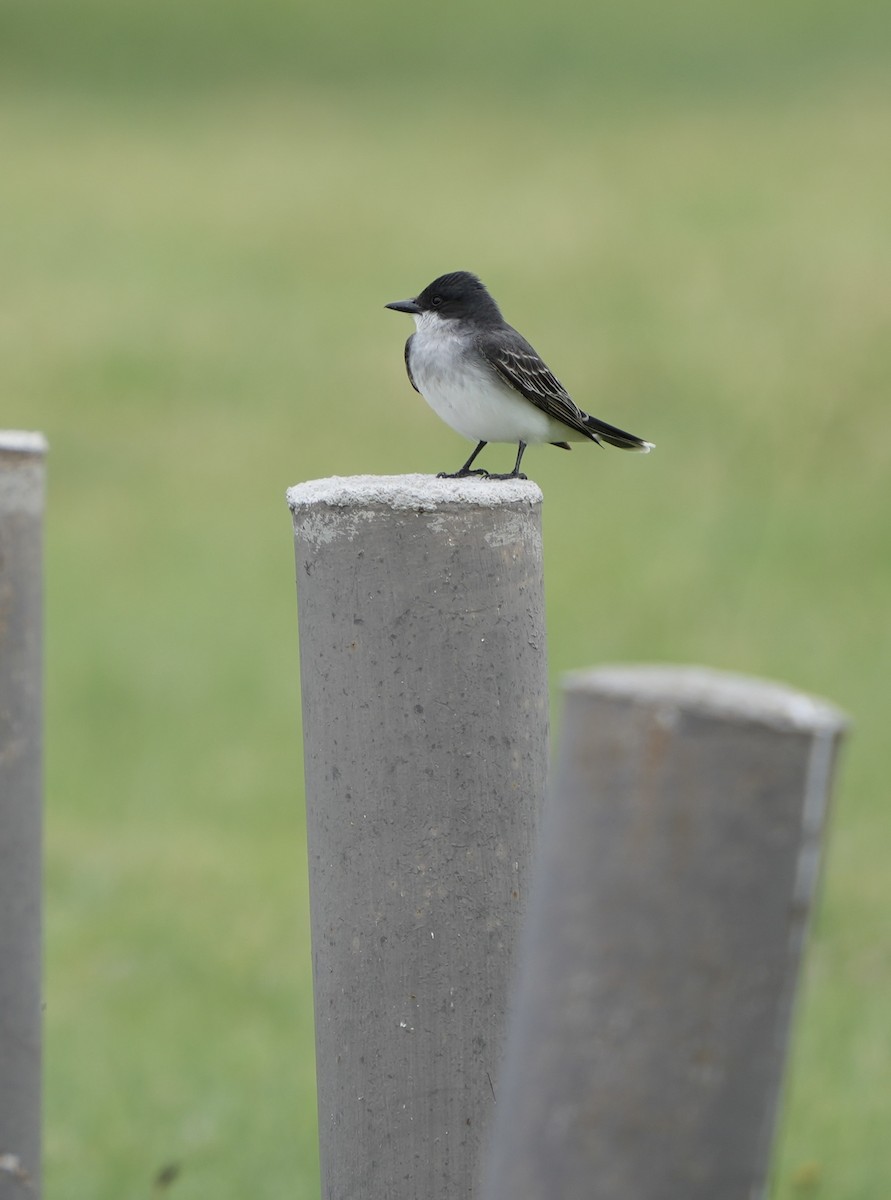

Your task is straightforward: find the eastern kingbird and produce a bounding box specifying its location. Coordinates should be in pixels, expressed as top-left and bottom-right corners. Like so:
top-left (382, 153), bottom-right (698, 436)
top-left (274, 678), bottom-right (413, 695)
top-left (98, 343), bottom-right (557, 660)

top-left (386, 270), bottom-right (654, 479)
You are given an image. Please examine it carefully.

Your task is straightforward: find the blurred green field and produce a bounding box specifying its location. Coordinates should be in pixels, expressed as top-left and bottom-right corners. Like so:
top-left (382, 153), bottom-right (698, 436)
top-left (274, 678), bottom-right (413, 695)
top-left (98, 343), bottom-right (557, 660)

top-left (2, 0), bottom-right (890, 1196)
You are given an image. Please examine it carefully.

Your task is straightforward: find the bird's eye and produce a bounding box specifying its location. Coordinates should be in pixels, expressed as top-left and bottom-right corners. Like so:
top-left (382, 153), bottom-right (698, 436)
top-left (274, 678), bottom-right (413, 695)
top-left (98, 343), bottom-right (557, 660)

top-left (431, 296), bottom-right (443, 307)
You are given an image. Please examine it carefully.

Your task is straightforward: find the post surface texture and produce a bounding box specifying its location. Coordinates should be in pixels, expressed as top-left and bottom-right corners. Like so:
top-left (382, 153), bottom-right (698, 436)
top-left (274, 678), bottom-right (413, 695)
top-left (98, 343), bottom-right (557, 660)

top-left (0, 432), bottom-right (46, 1198)
top-left (483, 664), bottom-right (848, 1200)
top-left (288, 474), bottom-right (549, 1200)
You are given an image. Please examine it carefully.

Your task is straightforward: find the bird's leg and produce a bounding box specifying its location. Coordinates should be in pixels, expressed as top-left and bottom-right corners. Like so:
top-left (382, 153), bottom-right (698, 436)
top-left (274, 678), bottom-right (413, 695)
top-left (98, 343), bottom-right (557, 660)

top-left (487, 442), bottom-right (528, 481)
top-left (437, 441), bottom-right (489, 479)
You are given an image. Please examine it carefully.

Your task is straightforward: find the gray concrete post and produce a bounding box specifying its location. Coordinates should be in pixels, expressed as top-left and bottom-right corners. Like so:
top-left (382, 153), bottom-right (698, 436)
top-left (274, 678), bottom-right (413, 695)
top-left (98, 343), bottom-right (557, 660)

top-left (288, 474), bottom-right (549, 1200)
top-left (482, 664), bottom-right (848, 1200)
top-left (0, 432), bottom-right (47, 1199)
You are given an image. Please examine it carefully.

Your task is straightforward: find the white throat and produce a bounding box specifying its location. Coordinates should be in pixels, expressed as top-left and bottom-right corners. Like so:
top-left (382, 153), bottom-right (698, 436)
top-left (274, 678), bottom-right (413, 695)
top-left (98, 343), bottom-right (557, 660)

top-left (412, 309), bottom-right (454, 335)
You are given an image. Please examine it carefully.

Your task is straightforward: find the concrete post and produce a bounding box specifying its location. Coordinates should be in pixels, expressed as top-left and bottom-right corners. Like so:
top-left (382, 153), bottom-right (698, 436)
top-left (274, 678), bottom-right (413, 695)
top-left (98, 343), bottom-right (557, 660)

top-left (0, 432), bottom-right (47, 1199)
top-left (287, 474), bottom-right (548, 1200)
top-left (482, 664), bottom-right (848, 1200)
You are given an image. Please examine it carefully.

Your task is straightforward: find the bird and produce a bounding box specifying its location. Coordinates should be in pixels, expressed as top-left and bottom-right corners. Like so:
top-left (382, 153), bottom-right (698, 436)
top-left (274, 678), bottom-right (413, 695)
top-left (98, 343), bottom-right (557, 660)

top-left (385, 270), bottom-right (654, 479)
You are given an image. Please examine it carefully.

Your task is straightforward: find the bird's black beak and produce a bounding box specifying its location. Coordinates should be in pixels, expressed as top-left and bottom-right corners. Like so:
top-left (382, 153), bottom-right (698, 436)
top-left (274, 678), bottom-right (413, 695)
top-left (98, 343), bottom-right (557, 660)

top-left (385, 297), bottom-right (421, 315)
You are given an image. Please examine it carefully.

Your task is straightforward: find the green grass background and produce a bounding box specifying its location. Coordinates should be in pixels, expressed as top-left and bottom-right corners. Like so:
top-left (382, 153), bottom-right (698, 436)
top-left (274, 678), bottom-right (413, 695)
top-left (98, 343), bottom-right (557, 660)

top-left (2, 1), bottom-right (890, 1195)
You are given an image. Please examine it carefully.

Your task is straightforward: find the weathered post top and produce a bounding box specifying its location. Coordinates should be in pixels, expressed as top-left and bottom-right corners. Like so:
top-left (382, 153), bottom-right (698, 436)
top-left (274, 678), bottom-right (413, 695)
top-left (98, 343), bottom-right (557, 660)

top-left (0, 430), bottom-right (47, 455)
top-left (563, 663), bottom-right (849, 734)
top-left (287, 471), bottom-right (542, 516)
top-left (0, 430), bottom-right (48, 512)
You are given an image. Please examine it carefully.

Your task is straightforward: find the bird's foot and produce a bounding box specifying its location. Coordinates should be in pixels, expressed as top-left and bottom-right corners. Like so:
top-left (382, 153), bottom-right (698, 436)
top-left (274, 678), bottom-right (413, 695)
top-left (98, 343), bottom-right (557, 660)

top-left (485, 471), bottom-right (527, 481)
top-left (436, 468), bottom-right (490, 479)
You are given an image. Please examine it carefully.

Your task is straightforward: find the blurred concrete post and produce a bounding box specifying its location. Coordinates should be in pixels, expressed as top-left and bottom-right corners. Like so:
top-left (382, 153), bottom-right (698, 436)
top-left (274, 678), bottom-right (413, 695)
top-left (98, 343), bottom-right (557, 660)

top-left (0, 432), bottom-right (47, 1199)
top-left (482, 664), bottom-right (848, 1200)
top-left (288, 474), bottom-right (549, 1200)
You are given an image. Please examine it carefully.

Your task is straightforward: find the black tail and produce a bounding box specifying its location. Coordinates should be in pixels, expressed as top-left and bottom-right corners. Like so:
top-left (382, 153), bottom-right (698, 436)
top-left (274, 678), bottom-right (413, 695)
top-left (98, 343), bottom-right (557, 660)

top-left (583, 413), bottom-right (654, 452)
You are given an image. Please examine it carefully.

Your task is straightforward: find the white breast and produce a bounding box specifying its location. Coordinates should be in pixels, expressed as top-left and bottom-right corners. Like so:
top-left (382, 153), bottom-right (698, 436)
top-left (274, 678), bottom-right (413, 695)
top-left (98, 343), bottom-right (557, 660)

top-left (407, 313), bottom-right (571, 445)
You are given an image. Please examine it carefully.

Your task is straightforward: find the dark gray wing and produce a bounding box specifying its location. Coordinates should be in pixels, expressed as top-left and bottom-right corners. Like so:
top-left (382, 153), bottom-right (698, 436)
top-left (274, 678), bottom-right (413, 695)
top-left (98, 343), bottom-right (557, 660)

top-left (477, 324), bottom-right (652, 451)
top-left (404, 335), bottom-right (420, 394)
top-left (476, 325), bottom-right (597, 440)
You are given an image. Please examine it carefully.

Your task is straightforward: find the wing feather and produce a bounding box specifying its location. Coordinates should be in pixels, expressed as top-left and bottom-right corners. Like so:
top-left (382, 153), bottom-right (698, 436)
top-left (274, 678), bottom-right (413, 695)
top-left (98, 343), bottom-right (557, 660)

top-left (477, 326), bottom-right (653, 451)
top-left (476, 328), bottom-right (599, 441)
top-left (404, 335), bottom-right (420, 393)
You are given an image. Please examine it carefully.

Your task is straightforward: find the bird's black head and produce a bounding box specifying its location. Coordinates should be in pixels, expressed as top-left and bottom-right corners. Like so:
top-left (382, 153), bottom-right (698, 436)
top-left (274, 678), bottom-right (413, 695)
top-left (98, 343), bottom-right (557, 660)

top-left (386, 271), bottom-right (503, 322)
